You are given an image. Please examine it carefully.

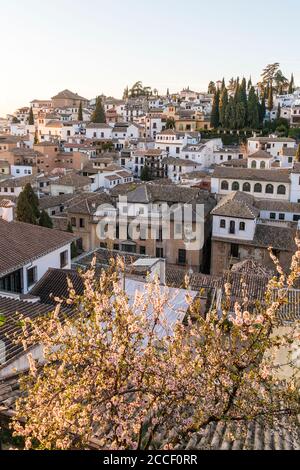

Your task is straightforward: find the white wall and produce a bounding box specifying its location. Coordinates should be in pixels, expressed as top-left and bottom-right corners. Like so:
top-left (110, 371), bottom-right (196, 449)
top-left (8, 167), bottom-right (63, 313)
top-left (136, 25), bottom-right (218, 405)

top-left (213, 215), bottom-right (256, 241)
top-left (23, 243), bottom-right (72, 293)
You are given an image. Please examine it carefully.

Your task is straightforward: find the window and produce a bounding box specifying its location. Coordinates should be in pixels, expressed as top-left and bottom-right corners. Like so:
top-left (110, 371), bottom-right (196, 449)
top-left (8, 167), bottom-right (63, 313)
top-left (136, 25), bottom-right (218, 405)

top-left (288, 157), bottom-right (293, 163)
top-left (260, 161), bottom-right (266, 169)
top-left (251, 160), bottom-right (257, 168)
top-left (220, 219), bottom-right (226, 228)
top-left (230, 244), bottom-right (239, 258)
top-left (239, 222), bottom-right (245, 231)
top-left (27, 266), bottom-right (37, 288)
top-left (232, 181), bottom-right (239, 191)
top-left (178, 249), bottom-right (186, 265)
top-left (229, 220), bottom-right (235, 234)
top-left (139, 245), bottom-right (146, 255)
top-left (60, 250), bottom-right (68, 268)
top-left (293, 215), bottom-right (300, 221)
top-left (156, 247), bottom-right (164, 257)
top-left (270, 212), bottom-right (276, 219)
top-left (254, 183), bottom-right (262, 193)
top-left (71, 217), bottom-right (76, 227)
top-left (243, 182), bottom-right (250, 192)
top-left (176, 147), bottom-right (180, 154)
top-left (279, 213), bottom-right (285, 220)
top-left (277, 185), bottom-right (286, 195)
top-left (221, 180), bottom-right (228, 190)
top-left (113, 244), bottom-right (119, 251)
top-left (79, 218), bottom-right (85, 228)
top-left (266, 184), bottom-right (274, 194)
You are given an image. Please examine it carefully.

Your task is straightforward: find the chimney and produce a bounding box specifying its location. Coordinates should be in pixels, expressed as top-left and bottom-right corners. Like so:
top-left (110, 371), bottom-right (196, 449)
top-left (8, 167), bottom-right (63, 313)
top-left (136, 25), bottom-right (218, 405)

top-left (0, 200), bottom-right (15, 222)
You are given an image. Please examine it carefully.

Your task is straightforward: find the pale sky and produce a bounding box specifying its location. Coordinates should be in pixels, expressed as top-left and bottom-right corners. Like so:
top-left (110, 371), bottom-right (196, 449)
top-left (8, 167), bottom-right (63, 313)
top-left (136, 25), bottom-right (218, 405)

top-left (0, 0), bottom-right (299, 116)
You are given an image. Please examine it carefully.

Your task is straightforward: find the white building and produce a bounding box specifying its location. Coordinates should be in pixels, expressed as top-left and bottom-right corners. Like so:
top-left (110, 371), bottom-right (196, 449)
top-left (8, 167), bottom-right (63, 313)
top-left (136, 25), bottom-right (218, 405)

top-left (0, 219), bottom-right (75, 294)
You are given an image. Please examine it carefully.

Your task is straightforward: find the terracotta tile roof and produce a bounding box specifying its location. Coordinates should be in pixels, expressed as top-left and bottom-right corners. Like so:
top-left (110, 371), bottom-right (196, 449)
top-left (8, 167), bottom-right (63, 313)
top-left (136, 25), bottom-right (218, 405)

top-left (86, 123), bottom-right (111, 129)
top-left (52, 173), bottom-right (91, 188)
top-left (30, 268), bottom-right (84, 305)
top-left (249, 150), bottom-right (273, 159)
top-left (0, 175), bottom-right (36, 188)
top-left (248, 137), bottom-right (296, 143)
top-left (51, 89), bottom-right (88, 101)
top-left (0, 219), bottom-right (75, 277)
top-left (66, 192), bottom-right (113, 215)
top-left (212, 166), bottom-right (291, 183)
top-left (211, 191), bottom-right (259, 219)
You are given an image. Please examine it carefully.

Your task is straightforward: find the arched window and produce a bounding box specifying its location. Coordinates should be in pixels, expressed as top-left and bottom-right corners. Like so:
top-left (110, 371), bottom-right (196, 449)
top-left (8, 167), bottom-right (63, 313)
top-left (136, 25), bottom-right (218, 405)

top-left (232, 181), bottom-right (239, 191)
top-left (260, 161), bottom-right (266, 169)
top-left (239, 222), bottom-right (245, 231)
top-left (243, 182), bottom-right (251, 192)
top-left (254, 183), bottom-right (262, 193)
top-left (266, 184), bottom-right (274, 194)
top-left (277, 185), bottom-right (286, 195)
top-left (221, 180), bottom-right (228, 190)
top-left (251, 160), bottom-right (257, 168)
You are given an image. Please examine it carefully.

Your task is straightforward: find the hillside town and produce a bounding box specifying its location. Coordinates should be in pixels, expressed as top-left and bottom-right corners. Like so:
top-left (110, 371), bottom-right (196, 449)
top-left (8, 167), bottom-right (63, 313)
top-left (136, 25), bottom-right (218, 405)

top-left (1, 63), bottom-right (300, 452)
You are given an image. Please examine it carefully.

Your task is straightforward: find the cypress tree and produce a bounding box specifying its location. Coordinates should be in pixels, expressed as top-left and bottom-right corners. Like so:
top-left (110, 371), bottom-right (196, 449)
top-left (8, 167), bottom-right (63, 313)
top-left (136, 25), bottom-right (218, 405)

top-left (221, 78), bottom-right (225, 91)
top-left (39, 210), bottom-right (53, 229)
top-left (91, 96), bottom-right (106, 123)
top-left (267, 84), bottom-right (274, 111)
top-left (219, 87), bottom-right (228, 128)
top-left (247, 87), bottom-right (259, 129)
top-left (16, 183), bottom-right (39, 224)
top-left (28, 107), bottom-right (34, 125)
top-left (235, 102), bottom-right (246, 129)
top-left (238, 78), bottom-right (248, 127)
top-left (247, 76), bottom-right (252, 91)
top-left (225, 97), bottom-right (236, 130)
top-left (140, 165), bottom-right (151, 181)
top-left (259, 92), bottom-right (266, 126)
top-left (78, 101), bottom-right (83, 121)
top-left (288, 73), bottom-right (294, 94)
top-left (277, 102), bottom-right (281, 119)
top-left (210, 89), bottom-right (220, 128)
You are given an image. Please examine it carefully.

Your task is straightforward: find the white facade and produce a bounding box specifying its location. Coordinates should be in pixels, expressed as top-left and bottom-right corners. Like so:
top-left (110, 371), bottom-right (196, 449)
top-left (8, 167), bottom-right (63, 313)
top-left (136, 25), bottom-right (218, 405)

top-left (85, 125), bottom-right (113, 140)
top-left (248, 138), bottom-right (296, 158)
top-left (11, 165), bottom-right (33, 177)
top-left (211, 177), bottom-right (290, 201)
top-left (213, 215), bottom-right (256, 241)
top-left (290, 172), bottom-right (300, 203)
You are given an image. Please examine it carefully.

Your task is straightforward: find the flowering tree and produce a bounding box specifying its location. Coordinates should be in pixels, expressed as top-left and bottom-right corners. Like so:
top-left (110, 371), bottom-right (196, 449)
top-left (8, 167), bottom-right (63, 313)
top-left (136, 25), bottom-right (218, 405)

top-left (12, 245), bottom-right (300, 450)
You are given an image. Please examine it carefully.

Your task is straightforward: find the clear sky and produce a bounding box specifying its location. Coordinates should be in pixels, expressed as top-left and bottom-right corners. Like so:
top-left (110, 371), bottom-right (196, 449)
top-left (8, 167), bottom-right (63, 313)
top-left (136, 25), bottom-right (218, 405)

top-left (1, 0), bottom-right (299, 115)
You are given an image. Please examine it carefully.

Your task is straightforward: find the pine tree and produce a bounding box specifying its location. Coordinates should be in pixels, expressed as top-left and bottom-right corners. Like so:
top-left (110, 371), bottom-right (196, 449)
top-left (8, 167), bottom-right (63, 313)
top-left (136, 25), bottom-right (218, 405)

top-left (91, 96), bottom-right (106, 123)
top-left (16, 183), bottom-right (39, 224)
top-left (288, 73), bottom-right (294, 94)
top-left (210, 89), bottom-right (220, 128)
top-left (78, 102), bottom-right (83, 121)
top-left (267, 84), bottom-right (274, 111)
top-left (296, 144), bottom-right (300, 163)
top-left (207, 81), bottom-right (216, 94)
top-left (28, 107), bottom-right (34, 125)
top-left (219, 87), bottom-right (228, 128)
top-left (39, 210), bottom-right (53, 229)
top-left (247, 87), bottom-right (259, 129)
